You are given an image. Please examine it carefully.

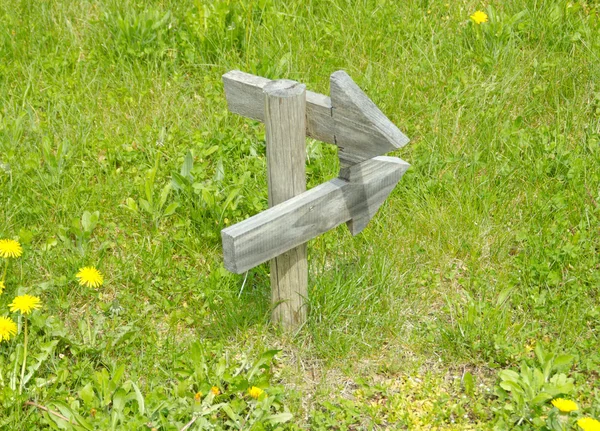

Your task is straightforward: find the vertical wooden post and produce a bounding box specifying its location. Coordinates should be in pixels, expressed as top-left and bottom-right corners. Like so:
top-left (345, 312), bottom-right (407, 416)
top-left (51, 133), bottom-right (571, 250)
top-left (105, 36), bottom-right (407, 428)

top-left (263, 79), bottom-right (308, 329)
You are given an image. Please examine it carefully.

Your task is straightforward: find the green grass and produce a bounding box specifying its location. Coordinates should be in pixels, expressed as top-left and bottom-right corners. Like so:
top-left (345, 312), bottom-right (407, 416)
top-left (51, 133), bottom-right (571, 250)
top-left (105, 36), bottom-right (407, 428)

top-left (1, 0), bottom-right (600, 429)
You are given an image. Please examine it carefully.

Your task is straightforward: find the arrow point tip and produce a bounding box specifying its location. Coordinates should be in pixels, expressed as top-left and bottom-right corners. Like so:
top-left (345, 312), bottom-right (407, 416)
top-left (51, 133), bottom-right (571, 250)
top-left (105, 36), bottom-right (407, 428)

top-left (346, 218), bottom-right (369, 236)
top-left (330, 71), bottom-right (410, 161)
top-left (330, 70), bottom-right (351, 80)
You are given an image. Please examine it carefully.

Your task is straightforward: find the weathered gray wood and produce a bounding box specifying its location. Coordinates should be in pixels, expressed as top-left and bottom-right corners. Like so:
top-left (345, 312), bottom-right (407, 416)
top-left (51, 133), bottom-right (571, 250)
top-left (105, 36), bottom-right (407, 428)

top-left (222, 70), bottom-right (409, 166)
top-left (305, 91), bottom-right (335, 144)
top-left (263, 79), bottom-right (308, 329)
top-left (223, 70), bottom-right (335, 144)
top-left (221, 156), bottom-right (410, 274)
top-left (330, 70), bottom-right (410, 169)
top-left (222, 71), bottom-right (272, 122)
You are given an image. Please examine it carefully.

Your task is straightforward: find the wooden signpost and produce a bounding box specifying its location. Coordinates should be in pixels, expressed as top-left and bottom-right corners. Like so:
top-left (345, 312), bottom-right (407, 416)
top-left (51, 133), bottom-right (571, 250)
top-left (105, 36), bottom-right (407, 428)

top-left (221, 70), bottom-right (410, 328)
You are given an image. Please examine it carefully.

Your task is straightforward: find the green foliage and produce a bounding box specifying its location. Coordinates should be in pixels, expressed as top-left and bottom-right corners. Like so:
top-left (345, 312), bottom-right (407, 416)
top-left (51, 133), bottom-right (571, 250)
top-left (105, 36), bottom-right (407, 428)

top-left (41, 138), bottom-right (71, 180)
top-left (57, 211), bottom-right (101, 255)
top-left (494, 345), bottom-right (575, 429)
top-left (0, 250), bottom-right (64, 429)
top-left (124, 155), bottom-right (180, 228)
top-left (311, 398), bottom-right (362, 430)
top-left (1, 0), bottom-right (600, 428)
top-left (102, 7), bottom-right (175, 62)
top-left (180, 0), bottom-right (253, 63)
top-left (310, 373), bottom-right (495, 430)
top-left (170, 126), bottom-right (269, 239)
top-left (42, 344), bottom-right (291, 430)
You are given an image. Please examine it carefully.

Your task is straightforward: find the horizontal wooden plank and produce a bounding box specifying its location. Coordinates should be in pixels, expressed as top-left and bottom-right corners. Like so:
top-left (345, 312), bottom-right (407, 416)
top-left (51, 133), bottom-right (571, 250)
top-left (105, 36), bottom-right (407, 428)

top-left (221, 156), bottom-right (410, 273)
top-left (222, 70), bottom-right (271, 122)
top-left (223, 70), bottom-right (335, 143)
top-left (222, 70), bottom-right (409, 165)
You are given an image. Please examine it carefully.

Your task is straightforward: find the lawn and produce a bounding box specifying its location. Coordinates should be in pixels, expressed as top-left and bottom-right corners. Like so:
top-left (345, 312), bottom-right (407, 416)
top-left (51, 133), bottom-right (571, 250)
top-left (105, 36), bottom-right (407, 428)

top-left (1, 0), bottom-right (600, 429)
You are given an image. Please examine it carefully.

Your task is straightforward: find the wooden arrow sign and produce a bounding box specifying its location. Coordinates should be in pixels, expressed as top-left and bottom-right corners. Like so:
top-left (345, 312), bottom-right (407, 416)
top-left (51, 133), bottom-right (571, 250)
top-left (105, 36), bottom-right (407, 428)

top-left (220, 70), bottom-right (411, 328)
top-left (222, 156), bottom-right (409, 274)
top-left (222, 70), bottom-right (409, 167)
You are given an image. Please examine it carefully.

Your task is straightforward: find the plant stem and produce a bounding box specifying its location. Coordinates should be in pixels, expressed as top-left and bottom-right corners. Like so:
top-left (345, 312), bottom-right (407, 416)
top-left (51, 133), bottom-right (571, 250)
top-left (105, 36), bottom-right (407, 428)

top-left (180, 416), bottom-right (198, 431)
top-left (2, 259), bottom-right (7, 283)
top-left (24, 401), bottom-right (74, 424)
top-left (19, 317), bottom-right (28, 394)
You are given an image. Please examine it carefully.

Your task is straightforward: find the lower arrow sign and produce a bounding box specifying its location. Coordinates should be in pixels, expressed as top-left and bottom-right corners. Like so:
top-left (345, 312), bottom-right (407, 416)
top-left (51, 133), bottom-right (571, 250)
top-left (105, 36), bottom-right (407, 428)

top-left (221, 156), bottom-right (410, 274)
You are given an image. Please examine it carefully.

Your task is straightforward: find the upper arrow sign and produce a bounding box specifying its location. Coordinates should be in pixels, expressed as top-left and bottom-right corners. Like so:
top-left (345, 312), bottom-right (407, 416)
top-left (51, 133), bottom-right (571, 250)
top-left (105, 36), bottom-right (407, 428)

top-left (221, 156), bottom-right (409, 274)
top-left (222, 70), bottom-right (409, 167)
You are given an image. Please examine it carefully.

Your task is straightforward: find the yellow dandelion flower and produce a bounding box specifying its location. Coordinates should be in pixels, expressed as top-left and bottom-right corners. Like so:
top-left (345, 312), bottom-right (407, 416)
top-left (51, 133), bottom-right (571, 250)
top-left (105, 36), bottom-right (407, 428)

top-left (0, 281), bottom-right (4, 294)
top-left (76, 266), bottom-right (104, 288)
top-left (0, 239), bottom-right (23, 258)
top-left (194, 392), bottom-right (202, 402)
top-left (578, 418), bottom-right (600, 431)
top-left (248, 386), bottom-right (264, 399)
top-left (470, 10), bottom-right (488, 24)
top-left (552, 398), bottom-right (578, 413)
top-left (9, 294), bottom-right (42, 315)
top-left (211, 386), bottom-right (220, 396)
top-left (0, 316), bottom-right (18, 341)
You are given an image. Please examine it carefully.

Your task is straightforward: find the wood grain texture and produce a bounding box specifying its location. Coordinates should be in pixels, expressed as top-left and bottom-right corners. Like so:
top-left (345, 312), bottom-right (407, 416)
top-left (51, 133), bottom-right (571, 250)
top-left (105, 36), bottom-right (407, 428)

top-left (330, 70), bottom-right (410, 169)
top-left (263, 79), bottom-right (308, 329)
top-left (222, 70), bottom-right (409, 166)
top-left (223, 70), bottom-right (335, 143)
top-left (222, 71), bottom-right (272, 122)
top-left (221, 156), bottom-right (410, 274)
